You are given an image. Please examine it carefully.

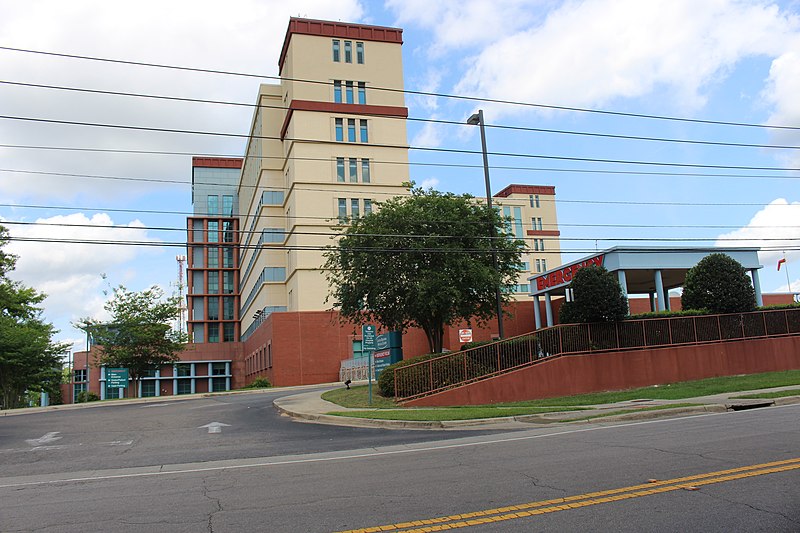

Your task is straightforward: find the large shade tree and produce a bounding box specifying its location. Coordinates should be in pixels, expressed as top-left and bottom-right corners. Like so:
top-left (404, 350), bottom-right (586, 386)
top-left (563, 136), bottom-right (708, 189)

top-left (681, 253), bottom-right (756, 313)
top-left (77, 286), bottom-right (186, 397)
top-left (324, 187), bottom-right (525, 353)
top-left (0, 225), bottom-right (69, 409)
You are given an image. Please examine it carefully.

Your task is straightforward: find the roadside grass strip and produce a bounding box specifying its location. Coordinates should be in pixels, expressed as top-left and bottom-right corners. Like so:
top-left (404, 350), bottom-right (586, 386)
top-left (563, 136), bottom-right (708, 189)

top-left (560, 403), bottom-right (703, 422)
top-left (335, 457), bottom-right (800, 533)
top-left (731, 389), bottom-right (800, 400)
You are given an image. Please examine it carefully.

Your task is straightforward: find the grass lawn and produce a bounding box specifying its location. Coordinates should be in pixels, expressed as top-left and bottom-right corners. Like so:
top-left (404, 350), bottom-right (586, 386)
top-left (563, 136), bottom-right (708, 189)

top-left (730, 388), bottom-right (800, 400)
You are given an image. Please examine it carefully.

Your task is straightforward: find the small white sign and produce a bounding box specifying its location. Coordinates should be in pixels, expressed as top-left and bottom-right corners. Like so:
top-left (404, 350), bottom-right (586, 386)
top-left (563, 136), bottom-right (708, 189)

top-left (458, 329), bottom-right (473, 343)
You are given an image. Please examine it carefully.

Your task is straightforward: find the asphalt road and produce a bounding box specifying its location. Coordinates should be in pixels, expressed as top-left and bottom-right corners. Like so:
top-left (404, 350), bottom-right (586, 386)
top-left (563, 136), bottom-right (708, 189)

top-left (1, 391), bottom-right (799, 532)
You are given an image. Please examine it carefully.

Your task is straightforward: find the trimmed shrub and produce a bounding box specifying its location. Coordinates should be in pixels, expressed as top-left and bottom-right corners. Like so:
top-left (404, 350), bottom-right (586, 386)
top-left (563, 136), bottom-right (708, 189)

top-left (628, 309), bottom-right (709, 320)
top-left (681, 253), bottom-right (756, 314)
top-left (76, 391), bottom-right (100, 403)
top-left (244, 377), bottom-right (271, 389)
top-left (559, 265), bottom-right (628, 324)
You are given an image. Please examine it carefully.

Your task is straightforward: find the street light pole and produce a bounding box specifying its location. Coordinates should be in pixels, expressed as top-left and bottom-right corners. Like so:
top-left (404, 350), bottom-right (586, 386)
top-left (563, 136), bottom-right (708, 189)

top-left (467, 109), bottom-right (504, 339)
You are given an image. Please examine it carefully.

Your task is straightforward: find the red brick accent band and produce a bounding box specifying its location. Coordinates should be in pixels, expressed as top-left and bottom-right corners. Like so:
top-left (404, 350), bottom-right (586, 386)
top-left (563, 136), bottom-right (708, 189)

top-left (526, 230), bottom-right (561, 236)
top-left (279, 17), bottom-right (403, 70)
top-left (192, 157), bottom-right (243, 169)
top-left (280, 100), bottom-right (409, 140)
top-left (494, 184), bottom-right (556, 197)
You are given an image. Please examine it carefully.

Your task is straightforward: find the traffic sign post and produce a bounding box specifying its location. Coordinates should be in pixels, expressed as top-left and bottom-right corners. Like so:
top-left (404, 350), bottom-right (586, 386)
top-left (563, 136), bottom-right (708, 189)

top-left (362, 325), bottom-right (376, 405)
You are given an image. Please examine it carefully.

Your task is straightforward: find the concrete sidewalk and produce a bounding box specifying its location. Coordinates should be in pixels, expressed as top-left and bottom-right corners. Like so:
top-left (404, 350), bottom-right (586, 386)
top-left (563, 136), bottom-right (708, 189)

top-left (273, 384), bottom-right (800, 430)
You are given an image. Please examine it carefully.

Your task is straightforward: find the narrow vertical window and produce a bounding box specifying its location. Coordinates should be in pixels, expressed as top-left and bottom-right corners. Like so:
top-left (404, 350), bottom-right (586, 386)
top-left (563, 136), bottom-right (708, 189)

top-left (358, 82), bottom-right (366, 104)
top-left (349, 158), bottom-right (358, 182)
top-left (351, 198), bottom-right (360, 218)
top-left (542, 259), bottom-right (547, 271)
top-left (345, 81), bottom-right (354, 104)
top-left (529, 195), bottom-right (535, 208)
top-left (208, 221), bottom-right (219, 243)
top-left (535, 194), bottom-right (540, 208)
top-left (332, 40), bottom-right (340, 62)
top-left (534, 239), bottom-right (540, 252)
top-left (335, 118), bottom-right (343, 141)
top-left (361, 158), bottom-right (370, 183)
top-left (359, 120), bottom-right (368, 142)
top-left (222, 195), bottom-right (234, 216)
top-left (344, 40), bottom-right (352, 63)
top-left (536, 259), bottom-right (541, 273)
top-left (338, 198), bottom-right (347, 221)
top-left (356, 42), bottom-right (364, 64)
top-left (336, 157), bottom-right (345, 182)
top-left (347, 119), bottom-right (356, 142)
top-left (333, 80), bottom-right (342, 103)
top-left (540, 238), bottom-right (545, 251)
top-left (363, 199), bottom-right (372, 215)
top-left (207, 195), bottom-right (219, 215)
top-left (513, 207), bottom-right (523, 238)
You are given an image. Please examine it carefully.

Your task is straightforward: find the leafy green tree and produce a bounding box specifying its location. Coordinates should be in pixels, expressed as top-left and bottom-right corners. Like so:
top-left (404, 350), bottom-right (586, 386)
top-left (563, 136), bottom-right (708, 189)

top-left (77, 286), bottom-right (186, 397)
top-left (324, 187), bottom-right (525, 353)
top-left (559, 265), bottom-right (628, 324)
top-left (0, 226), bottom-right (69, 409)
top-left (681, 253), bottom-right (756, 313)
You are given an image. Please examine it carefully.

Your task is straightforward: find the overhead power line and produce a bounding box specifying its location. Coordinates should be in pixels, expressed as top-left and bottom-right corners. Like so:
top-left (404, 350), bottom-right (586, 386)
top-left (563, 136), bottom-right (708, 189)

top-left (4, 79), bottom-right (800, 152)
top-left (2, 45), bottom-right (800, 131)
top-left (4, 114), bottom-right (800, 172)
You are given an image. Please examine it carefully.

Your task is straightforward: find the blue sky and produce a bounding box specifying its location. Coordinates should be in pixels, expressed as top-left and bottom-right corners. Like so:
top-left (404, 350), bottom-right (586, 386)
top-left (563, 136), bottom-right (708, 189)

top-left (1, 0), bottom-right (799, 354)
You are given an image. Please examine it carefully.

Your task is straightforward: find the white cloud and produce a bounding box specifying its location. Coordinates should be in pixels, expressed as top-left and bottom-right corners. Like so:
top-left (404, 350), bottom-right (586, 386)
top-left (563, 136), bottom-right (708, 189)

top-left (387, 0), bottom-right (542, 55)
top-left (4, 212), bottom-right (159, 323)
top-left (715, 198), bottom-right (800, 267)
top-left (452, 0), bottom-right (799, 118)
top-left (419, 177), bottom-right (440, 190)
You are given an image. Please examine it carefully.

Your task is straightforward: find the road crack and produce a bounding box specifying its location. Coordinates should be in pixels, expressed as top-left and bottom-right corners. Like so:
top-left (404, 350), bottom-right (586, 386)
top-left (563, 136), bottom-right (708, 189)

top-left (201, 477), bottom-right (224, 533)
top-left (697, 490), bottom-right (800, 527)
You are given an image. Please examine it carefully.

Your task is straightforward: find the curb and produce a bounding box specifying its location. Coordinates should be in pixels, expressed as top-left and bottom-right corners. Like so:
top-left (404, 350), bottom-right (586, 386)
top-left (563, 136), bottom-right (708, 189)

top-left (274, 394), bottom-right (800, 429)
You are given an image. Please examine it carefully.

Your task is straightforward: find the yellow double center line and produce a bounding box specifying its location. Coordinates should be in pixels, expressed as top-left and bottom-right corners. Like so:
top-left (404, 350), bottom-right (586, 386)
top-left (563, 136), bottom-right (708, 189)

top-left (337, 457), bottom-right (800, 533)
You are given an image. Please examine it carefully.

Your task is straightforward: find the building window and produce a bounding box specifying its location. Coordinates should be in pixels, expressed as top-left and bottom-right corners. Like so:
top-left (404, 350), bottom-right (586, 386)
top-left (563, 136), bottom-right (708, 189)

top-left (338, 198), bottom-right (347, 221)
top-left (223, 323), bottom-right (235, 343)
top-left (73, 383), bottom-right (87, 401)
top-left (211, 377), bottom-right (227, 392)
top-left (223, 271), bottom-right (235, 294)
top-left (207, 195), bottom-right (219, 215)
top-left (192, 326), bottom-right (204, 343)
top-left (532, 217), bottom-right (543, 231)
top-left (208, 323), bottom-right (220, 343)
top-left (521, 261), bottom-right (530, 271)
top-left (542, 259), bottom-right (547, 271)
top-left (208, 297), bottom-right (219, 320)
top-left (176, 363), bottom-right (192, 377)
top-left (262, 190), bottom-right (284, 205)
top-left (262, 228), bottom-right (284, 244)
top-left (191, 271), bottom-right (203, 294)
top-left (223, 221), bottom-right (234, 243)
top-left (345, 81), bottom-right (354, 104)
top-left (358, 81), bottom-right (366, 104)
top-left (177, 380), bottom-right (192, 395)
top-left (335, 118), bottom-right (343, 141)
top-left (192, 297), bottom-right (204, 320)
top-left (360, 120), bottom-right (368, 142)
top-left (264, 267), bottom-right (286, 282)
top-left (336, 157), bottom-right (345, 182)
top-left (536, 259), bottom-right (542, 273)
top-left (223, 195), bottom-right (234, 216)
top-left (361, 159), bottom-right (370, 182)
top-left (351, 198), bottom-right (360, 218)
top-left (212, 362), bottom-right (227, 376)
top-left (349, 158), bottom-right (358, 182)
top-left (332, 39), bottom-right (340, 62)
top-left (192, 246), bottom-right (203, 268)
top-left (364, 199), bottom-right (372, 215)
top-left (530, 194), bottom-right (540, 208)
top-left (140, 380), bottom-right (156, 397)
top-left (208, 248), bottom-right (219, 268)
top-left (334, 80), bottom-right (342, 103)
top-left (208, 221), bottom-right (219, 242)
top-left (344, 40), bottom-right (352, 63)
top-left (356, 42), bottom-right (364, 64)
top-left (223, 247), bottom-right (234, 268)
top-left (223, 297), bottom-right (235, 320)
top-left (74, 369), bottom-right (87, 382)
top-left (208, 272), bottom-right (219, 294)
top-left (347, 119), bottom-right (356, 142)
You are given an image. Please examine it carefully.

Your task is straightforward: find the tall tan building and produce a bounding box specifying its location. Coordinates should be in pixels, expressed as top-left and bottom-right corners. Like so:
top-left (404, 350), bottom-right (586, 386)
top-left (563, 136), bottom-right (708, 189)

top-left (238, 19), bottom-right (412, 341)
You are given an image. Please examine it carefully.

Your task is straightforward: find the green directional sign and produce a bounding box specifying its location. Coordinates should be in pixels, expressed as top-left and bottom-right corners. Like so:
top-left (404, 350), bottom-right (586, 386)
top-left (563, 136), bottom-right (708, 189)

top-left (362, 325), bottom-right (377, 352)
top-left (106, 368), bottom-right (129, 388)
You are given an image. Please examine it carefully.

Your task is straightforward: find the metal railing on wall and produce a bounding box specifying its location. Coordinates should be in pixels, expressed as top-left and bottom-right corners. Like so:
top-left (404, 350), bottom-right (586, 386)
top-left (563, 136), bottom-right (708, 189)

top-left (394, 307), bottom-right (800, 402)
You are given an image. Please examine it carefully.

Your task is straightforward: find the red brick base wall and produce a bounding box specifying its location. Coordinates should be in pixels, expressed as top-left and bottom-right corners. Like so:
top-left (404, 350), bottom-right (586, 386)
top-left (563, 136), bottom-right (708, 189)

top-left (403, 335), bottom-right (800, 407)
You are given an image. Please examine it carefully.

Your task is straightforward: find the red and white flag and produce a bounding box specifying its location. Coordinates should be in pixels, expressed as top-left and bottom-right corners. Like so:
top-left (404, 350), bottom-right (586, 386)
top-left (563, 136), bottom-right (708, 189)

top-left (778, 258), bottom-right (786, 271)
